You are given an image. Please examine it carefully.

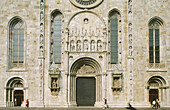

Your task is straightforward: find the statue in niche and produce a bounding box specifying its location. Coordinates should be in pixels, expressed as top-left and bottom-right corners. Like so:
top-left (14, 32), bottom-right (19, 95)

top-left (40, 1), bottom-right (44, 10)
top-left (40, 23), bottom-right (43, 32)
top-left (113, 77), bottom-right (120, 88)
top-left (91, 40), bottom-right (95, 51)
top-left (128, 34), bottom-right (132, 44)
top-left (84, 40), bottom-right (88, 51)
top-left (40, 46), bottom-right (43, 56)
top-left (40, 34), bottom-right (43, 44)
top-left (128, 0), bottom-right (132, 14)
top-left (128, 23), bottom-right (132, 32)
top-left (70, 41), bottom-right (75, 51)
top-left (77, 64), bottom-right (95, 74)
top-left (97, 40), bottom-right (102, 51)
top-left (52, 79), bottom-right (57, 88)
top-left (129, 48), bottom-right (133, 56)
top-left (77, 40), bottom-right (81, 51)
top-left (40, 11), bottom-right (44, 20)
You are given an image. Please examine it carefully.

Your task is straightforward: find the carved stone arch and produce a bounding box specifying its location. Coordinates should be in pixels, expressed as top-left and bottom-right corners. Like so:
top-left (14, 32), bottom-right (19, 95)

top-left (70, 57), bottom-right (102, 74)
top-left (67, 11), bottom-right (106, 28)
top-left (68, 57), bottom-right (103, 106)
top-left (145, 75), bottom-right (169, 105)
top-left (146, 75), bottom-right (168, 88)
top-left (50, 9), bottom-right (65, 19)
top-left (148, 16), bottom-right (165, 28)
top-left (108, 8), bottom-right (121, 18)
top-left (8, 16), bottom-right (26, 29)
top-left (5, 76), bottom-right (28, 107)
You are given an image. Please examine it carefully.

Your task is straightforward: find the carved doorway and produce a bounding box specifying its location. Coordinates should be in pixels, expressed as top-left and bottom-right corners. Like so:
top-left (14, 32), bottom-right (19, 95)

top-left (14, 90), bottom-right (24, 106)
top-left (76, 77), bottom-right (96, 106)
top-left (149, 89), bottom-right (158, 104)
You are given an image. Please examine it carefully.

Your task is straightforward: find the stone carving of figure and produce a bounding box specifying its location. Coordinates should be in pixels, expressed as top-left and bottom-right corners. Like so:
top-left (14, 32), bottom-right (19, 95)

top-left (40, 34), bottom-right (43, 44)
top-left (40, 23), bottom-right (43, 32)
top-left (129, 34), bottom-right (132, 44)
top-left (97, 40), bottom-right (102, 51)
top-left (40, 11), bottom-right (44, 20)
top-left (70, 41), bottom-right (75, 51)
top-left (77, 65), bottom-right (95, 74)
top-left (52, 79), bottom-right (57, 88)
top-left (91, 40), bottom-right (95, 51)
top-left (40, 1), bottom-right (44, 10)
top-left (77, 41), bottom-right (81, 51)
top-left (114, 78), bottom-right (120, 88)
top-left (128, 23), bottom-right (132, 32)
top-left (128, 0), bottom-right (132, 14)
top-left (84, 40), bottom-right (88, 51)
top-left (40, 46), bottom-right (43, 56)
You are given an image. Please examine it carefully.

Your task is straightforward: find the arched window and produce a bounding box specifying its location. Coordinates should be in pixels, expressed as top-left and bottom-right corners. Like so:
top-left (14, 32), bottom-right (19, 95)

top-left (109, 11), bottom-right (120, 64)
top-left (8, 17), bottom-right (24, 68)
top-left (149, 19), bottom-right (162, 63)
top-left (50, 11), bottom-right (62, 64)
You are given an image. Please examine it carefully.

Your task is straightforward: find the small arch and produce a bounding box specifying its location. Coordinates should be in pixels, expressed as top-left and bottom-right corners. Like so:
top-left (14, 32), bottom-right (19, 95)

top-left (108, 8), bottom-right (121, 18)
top-left (8, 16), bottom-right (26, 28)
top-left (148, 16), bottom-right (165, 28)
top-left (51, 9), bottom-right (65, 19)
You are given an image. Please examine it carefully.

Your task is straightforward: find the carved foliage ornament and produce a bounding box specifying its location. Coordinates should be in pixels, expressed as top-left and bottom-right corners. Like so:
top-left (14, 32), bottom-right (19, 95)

top-left (70, 0), bottom-right (103, 9)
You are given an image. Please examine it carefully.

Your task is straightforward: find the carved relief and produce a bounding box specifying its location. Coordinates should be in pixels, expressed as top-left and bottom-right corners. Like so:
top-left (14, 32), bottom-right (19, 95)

top-left (97, 40), bottom-right (102, 51)
top-left (76, 40), bottom-right (81, 51)
top-left (91, 40), bottom-right (95, 51)
top-left (112, 74), bottom-right (122, 91)
top-left (77, 64), bottom-right (96, 74)
top-left (68, 12), bottom-right (106, 52)
top-left (84, 40), bottom-right (88, 51)
top-left (70, 40), bottom-right (75, 51)
top-left (49, 64), bottom-right (60, 96)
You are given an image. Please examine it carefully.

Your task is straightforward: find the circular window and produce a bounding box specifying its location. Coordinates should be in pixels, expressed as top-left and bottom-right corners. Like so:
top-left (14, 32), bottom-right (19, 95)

top-left (70, 0), bottom-right (103, 9)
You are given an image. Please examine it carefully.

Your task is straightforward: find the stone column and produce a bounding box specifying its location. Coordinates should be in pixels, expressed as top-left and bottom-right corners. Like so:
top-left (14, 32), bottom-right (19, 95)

top-left (95, 74), bottom-right (102, 106)
top-left (69, 74), bottom-right (77, 106)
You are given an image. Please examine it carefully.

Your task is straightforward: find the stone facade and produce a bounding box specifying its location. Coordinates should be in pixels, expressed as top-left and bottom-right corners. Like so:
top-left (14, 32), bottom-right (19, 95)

top-left (0, 0), bottom-right (169, 108)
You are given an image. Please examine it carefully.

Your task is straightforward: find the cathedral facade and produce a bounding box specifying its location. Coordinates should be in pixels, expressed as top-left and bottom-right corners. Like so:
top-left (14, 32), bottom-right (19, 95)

top-left (0, 0), bottom-right (170, 108)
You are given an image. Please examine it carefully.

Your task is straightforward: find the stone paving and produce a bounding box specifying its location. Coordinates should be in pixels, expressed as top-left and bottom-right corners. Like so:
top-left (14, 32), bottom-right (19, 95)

top-left (0, 107), bottom-right (169, 110)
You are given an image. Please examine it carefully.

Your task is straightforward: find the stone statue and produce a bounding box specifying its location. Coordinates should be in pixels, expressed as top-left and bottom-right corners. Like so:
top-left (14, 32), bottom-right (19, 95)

top-left (52, 79), bottom-right (57, 88)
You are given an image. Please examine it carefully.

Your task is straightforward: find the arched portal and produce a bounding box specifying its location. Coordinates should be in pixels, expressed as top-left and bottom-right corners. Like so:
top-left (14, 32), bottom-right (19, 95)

top-left (147, 76), bottom-right (168, 105)
top-left (69, 57), bottom-right (102, 106)
top-left (6, 77), bottom-right (25, 107)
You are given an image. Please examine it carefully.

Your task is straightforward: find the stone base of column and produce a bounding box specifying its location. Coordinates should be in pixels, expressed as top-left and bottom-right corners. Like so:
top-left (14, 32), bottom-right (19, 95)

top-left (68, 101), bottom-right (77, 107)
top-left (94, 101), bottom-right (103, 107)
